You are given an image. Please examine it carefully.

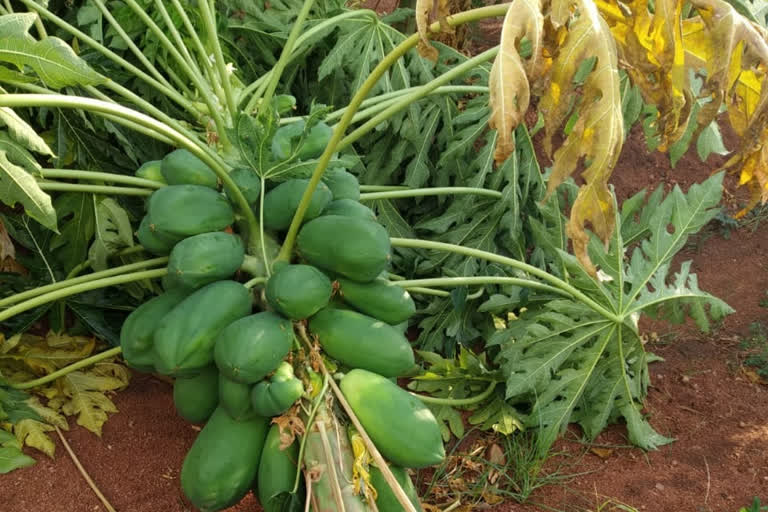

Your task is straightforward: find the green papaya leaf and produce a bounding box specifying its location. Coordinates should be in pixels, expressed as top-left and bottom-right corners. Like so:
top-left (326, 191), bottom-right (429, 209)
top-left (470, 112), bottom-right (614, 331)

top-left (0, 151), bottom-right (57, 232)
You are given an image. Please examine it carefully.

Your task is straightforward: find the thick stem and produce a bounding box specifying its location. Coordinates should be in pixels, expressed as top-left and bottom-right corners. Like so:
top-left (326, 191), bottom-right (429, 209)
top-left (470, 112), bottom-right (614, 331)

top-left (394, 276), bottom-right (566, 296)
top-left (0, 95), bottom-right (260, 250)
top-left (390, 238), bottom-right (621, 322)
top-left (10, 347), bottom-right (122, 390)
top-left (0, 269), bottom-right (167, 324)
top-left (276, 3), bottom-right (512, 262)
top-left (37, 182), bottom-right (152, 197)
top-left (0, 257), bottom-right (167, 308)
top-left (197, 0), bottom-right (237, 120)
top-left (411, 381), bottom-right (497, 406)
top-left (339, 47), bottom-right (499, 151)
top-left (40, 169), bottom-right (164, 189)
top-left (359, 187), bottom-right (502, 202)
top-left (257, 0), bottom-right (317, 117)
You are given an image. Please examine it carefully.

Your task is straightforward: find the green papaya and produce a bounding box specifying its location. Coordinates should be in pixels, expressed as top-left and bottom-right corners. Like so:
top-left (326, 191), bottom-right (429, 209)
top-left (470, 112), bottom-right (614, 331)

top-left (153, 281), bottom-right (252, 376)
top-left (340, 369), bottom-right (444, 469)
top-left (166, 232), bottom-right (245, 291)
top-left (218, 375), bottom-right (256, 421)
top-left (258, 425), bottom-right (301, 512)
top-left (321, 169), bottom-right (360, 201)
top-left (308, 308), bottom-right (415, 377)
top-left (251, 362), bottom-right (304, 417)
top-left (161, 148), bottom-right (218, 189)
top-left (322, 199), bottom-right (376, 221)
top-left (214, 312), bottom-right (293, 384)
top-left (265, 264), bottom-right (332, 320)
top-left (120, 289), bottom-right (188, 372)
top-left (263, 179), bottom-right (332, 231)
top-left (135, 160), bottom-right (166, 184)
top-left (224, 167), bottom-right (261, 205)
top-left (271, 120), bottom-right (332, 161)
top-left (297, 215), bottom-right (391, 282)
top-left (369, 464), bottom-right (423, 512)
top-left (173, 366), bottom-right (219, 423)
top-left (136, 215), bottom-right (184, 256)
top-left (148, 185), bottom-right (234, 237)
top-left (181, 407), bottom-right (269, 512)
top-left (337, 278), bottom-right (415, 325)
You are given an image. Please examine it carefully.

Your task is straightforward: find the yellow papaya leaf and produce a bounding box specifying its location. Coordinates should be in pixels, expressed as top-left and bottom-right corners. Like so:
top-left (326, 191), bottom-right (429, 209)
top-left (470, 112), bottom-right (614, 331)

top-left (0, 332), bottom-right (95, 376)
top-left (348, 428), bottom-right (374, 497)
top-left (488, 0), bottom-right (544, 164)
top-left (597, 0), bottom-right (690, 151)
top-left (416, 0), bottom-right (439, 62)
top-left (539, 0), bottom-right (624, 274)
top-left (13, 419), bottom-right (56, 457)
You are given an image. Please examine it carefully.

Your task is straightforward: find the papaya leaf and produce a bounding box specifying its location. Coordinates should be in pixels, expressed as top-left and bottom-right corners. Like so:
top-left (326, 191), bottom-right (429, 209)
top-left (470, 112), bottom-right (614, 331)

top-left (88, 196), bottom-right (134, 271)
top-left (49, 192), bottom-right (95, 272)
top-left (0, 107), bottom-right (54, 156)
top-left (468, 395), bottom-right (524, 435)
top-left (0, 132), bottom-right (43, 173)
top-left (0, 35), bottom-right (104, 89)
top-left (0, 445), bottom-right (36, 473)
top-left (0, 151), bottom-right (57, 232)
top-left (0, 13), bottom-right (38, 38)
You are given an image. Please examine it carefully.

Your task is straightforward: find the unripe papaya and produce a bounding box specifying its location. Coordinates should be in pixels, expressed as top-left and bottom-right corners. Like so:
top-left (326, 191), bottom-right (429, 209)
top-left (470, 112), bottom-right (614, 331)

top-left (136, 215), bottom-right (183, 256)
top-left (251, 362), bottom-right (304, 417)
top-left (153, 281), bottom-right (252, 376)
top-left (340, 369), bottom-right (444, 469)
top-left (337, 277), bottom-right (415, 325)
top-left (321, 199), bottom-right (376, 221)
top-left (265, 264), bottom-right (332, 320)
top-left (263, 179), bottom-right (332, 231)
top-left (370, 464), bottom-right (423, 512)
top-left (148, 185), bottom-right (234, 237)
top-left (135, 160), bottom-right (166, 184)
top-left (165, 232), bottom-right (245, 291)
top-left (297, 215), bottom-right (391, 282)
top-left (218, 374), bottom-right (256, 421)
top-left (161, 148), bottom-right (218, 188)
top-left (173, 366), bottom-right (219, 423)
top-left (258, 425), bottom-right (301, 512)
top-left (224, 167), bottom-right (261, 205)
top-left (321, 169), bottom-right (360, 200)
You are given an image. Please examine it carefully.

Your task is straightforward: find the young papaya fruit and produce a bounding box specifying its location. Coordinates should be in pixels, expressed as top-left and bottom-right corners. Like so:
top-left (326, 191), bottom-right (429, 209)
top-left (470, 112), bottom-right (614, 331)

top-left (135, 160), bottom-right (166, 184)
top-left (153, 281), bottom-right (252, 376)
top-left (165, 232), bottom-right (245, 291)
top-left (173, 365), bottom-right (219, 423)
top-left (263, 179), bottom-right (332, 231)
top-left (148, 185), bottom-right (234, 237)
top-left (120, 289), bottom-right (188, 372)
top-left (297, 215), bottom-right (391, 282)
top-left (258, 424), bottom-right (302, 512)
top-left (161, 148), bottom-right (218, 189)
top-left (308, 308), bottom-right (415, 377)
top-left (271, 120), bottom-right (332, 161)
top-left (224, 167), bottom-right (261, 206)
top-left (218, 374), bottom-right (256, 421)
top-left (369, 464), bottom-right (423, 512)
top-left (340, 369), bottom-right (445, 469)
top-left (251, 362), bottom-right (304, 417)
top-left (214, 312), bottom-right (293, 384)
top-left (136, 215), bottom-right (184, 256)
top-left (321, 198), bottom-right (376, 221)
top-left (321, 169), bottom-right (360, 200)
top-left (336, 278), bottom-right (415, 325)
top-left (181, 407), bottom-right (269, 512)
top-left (265, 264), bottom-right (332, 320)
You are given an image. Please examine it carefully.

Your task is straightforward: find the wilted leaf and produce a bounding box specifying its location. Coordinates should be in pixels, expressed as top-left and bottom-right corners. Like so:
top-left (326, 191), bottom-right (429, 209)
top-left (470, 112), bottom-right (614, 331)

top-left (0, 332), bottom-right (96, 375)
top-left (0, 151), bottom-right (57, 232)
top-left (13, 418), bottom-right (56, 457)
top-left (539, 0), bottom-right (624, 275)
top-left (416, 0), bottom-right (439, 62)
top-left (488, 0), bottom-right (543, 164)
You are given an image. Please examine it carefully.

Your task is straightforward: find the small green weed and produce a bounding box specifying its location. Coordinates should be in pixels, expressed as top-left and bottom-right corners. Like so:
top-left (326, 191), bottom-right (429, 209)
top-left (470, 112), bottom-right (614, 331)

top-left (740, 322), bottom-right (768, 379)
top-left (739, 497), bottom-right (768, 512)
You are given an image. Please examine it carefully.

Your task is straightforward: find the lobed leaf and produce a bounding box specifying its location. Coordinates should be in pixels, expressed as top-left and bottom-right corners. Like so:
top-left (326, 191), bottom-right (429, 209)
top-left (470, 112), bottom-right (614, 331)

top-left (0, 150), bottom-right (57, 232)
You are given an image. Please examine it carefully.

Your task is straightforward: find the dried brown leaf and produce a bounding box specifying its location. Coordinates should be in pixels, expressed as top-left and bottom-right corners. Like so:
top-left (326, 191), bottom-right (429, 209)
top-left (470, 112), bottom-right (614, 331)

top-left (416, 0), bottom-right (439, 62)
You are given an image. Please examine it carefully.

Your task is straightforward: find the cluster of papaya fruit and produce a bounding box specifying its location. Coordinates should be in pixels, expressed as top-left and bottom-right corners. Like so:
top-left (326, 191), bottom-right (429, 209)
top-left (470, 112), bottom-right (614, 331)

top-left (119, 128), bottom-right (444, 512)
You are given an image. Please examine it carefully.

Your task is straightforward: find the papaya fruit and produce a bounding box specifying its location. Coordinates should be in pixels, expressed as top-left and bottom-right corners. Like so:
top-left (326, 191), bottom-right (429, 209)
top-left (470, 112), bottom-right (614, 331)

top-left (263, 179), bottom-right (332, 231)
top-left (214, 312), bottom-right (293, 384)
top-left (148, 185), bottom-right (234, 237)
top-left (173, 366), bottom-right (219, 423)
top-left (136, 215), bottom-right (184, 256)
top-left (181, 407), bottom-right (269, 512)
top-left (224, 167), bottom-right (261, 205)
top-left (258, 424), bottom-right (301, 512)
top-left (251, 362), bottom-right (304, 417)
top-left (135, 160), bottom-right (166, 184)
top-left (153, 281), bottom-right (252, 376)
top-left (340, 369), bottom-right (445, 469)
top-left (161, 148), bottom-right (218, 189)
top-left (265, 264), bottom-right (332, 320)
top-left (337, 278), bottom-right (415, 325)
top-left (120, 289), bottom-right (188, 372)
top-left (322, 198), bottom-right (376, 221)
top-left (271, 120), bottom-right (332, 161)
top-left (297, 215), bottom-right (391, 282)
top-left (165, 232), bottom-right (245, 291)
top-left (218, 375), bottom-right (256, 421)
top-left (308, 308), bottom-right (415, 377)
top-left (321, 169), bottom-right (360, 200)
top-left (369, 464), bottom-right (423, 512)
